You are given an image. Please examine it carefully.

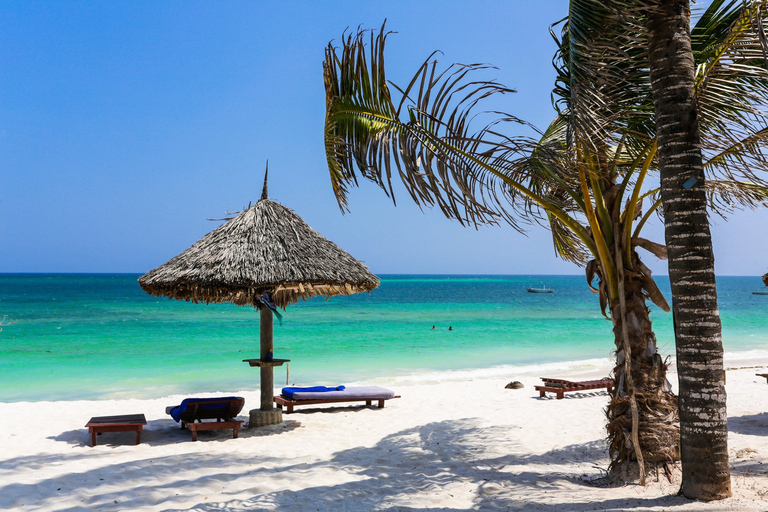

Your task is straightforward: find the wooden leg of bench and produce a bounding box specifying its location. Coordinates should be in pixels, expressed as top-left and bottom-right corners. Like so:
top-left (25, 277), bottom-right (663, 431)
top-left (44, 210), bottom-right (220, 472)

top-left (136, 428), bottom-right (141, 445)
top-left (233, 426), bottom-right (239, 439)
top-left (91, 430), bottom-right (97, 447)
top-left (556, 390), bottom-right (564, 399)
top-left (365, 400), bottom-right (372, 406)
top-left (191, 426), bottom-right (198, 442)
top-left (286, 404), bottom-right (294, 414)
top-left (377, 399), bottom-right (385, 408)
top-left (539, 390), bottom-right (546, 398)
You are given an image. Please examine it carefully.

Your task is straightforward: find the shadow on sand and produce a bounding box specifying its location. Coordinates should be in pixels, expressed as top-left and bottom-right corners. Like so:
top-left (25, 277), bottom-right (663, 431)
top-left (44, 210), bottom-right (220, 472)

top-left (728, 412), bottom-right (768, 437)
top-left (0, 415), bottom-right (725, 512)
top-left (48, 416), bottom-right (301, 448)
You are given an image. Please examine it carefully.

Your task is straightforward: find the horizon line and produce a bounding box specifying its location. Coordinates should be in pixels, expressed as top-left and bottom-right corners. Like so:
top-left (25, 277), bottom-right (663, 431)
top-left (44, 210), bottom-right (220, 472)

top-left (0, 271), bottom-right (765, 278)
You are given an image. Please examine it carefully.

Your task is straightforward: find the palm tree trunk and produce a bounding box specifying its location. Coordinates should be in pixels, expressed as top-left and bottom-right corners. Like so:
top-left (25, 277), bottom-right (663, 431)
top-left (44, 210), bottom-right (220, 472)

top-left (606, 253), bottom-right (679, 474)
top-left (645, 0), bottom-right (731, 500)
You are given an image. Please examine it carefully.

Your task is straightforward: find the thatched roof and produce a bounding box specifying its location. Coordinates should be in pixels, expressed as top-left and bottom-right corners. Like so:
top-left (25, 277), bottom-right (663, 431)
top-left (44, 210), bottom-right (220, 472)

top-left (139, 191), bottom-right (379, 309)
top-left (763, 273), bottom-right (768, 287)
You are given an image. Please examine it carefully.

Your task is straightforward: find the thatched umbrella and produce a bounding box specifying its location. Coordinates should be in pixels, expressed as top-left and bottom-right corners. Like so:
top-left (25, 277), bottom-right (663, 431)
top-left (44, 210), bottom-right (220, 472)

top-left (139, 171), bottom-right (379, 425)
top-left (763, 273), bottom-right (768, 287)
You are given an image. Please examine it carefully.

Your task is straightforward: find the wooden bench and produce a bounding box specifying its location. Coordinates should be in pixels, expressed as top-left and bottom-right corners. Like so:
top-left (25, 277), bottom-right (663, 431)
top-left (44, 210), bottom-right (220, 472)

top-left (85, 414), bottom-right (147, 446)
top-left (166, 397), bottom-right (244, 441)
top-left (274, 394), bottom-right (400, 413)
top-left (534, 378), bottom-right (614, 399)
top-left (273, 386), bottom-right (399, 413)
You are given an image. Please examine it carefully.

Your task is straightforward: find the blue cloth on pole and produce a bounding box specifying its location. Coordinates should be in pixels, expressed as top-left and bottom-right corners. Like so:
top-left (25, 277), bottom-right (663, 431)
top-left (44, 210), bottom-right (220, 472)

top-left (256, 293), bottom-right (283, 325)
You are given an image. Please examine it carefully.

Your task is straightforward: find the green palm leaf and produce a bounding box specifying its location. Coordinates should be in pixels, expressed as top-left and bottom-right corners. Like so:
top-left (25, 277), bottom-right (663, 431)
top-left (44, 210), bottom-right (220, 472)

top-left (324, 21), bottom-right (596, 253)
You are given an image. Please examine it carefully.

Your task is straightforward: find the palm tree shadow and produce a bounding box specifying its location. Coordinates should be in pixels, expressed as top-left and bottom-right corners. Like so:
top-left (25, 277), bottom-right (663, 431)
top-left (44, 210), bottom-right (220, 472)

top-left (728, 413), bottom-right (768, 437)
top-left (3, 417), bottom-right (713, 511)
top-left (160, 420), bottom-right (688, 512)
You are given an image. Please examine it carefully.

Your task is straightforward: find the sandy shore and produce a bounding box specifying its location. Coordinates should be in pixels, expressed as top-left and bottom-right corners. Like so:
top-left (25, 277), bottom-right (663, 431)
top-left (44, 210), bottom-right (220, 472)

top-left (1, 358), bottom-right (768, 511)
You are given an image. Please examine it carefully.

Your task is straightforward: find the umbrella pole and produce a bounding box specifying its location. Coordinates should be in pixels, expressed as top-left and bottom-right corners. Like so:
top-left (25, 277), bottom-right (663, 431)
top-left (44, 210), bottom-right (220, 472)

top-left (248, 304), bottom-right (283, 427)
top-left (259, 305), bottom-right (274, 411)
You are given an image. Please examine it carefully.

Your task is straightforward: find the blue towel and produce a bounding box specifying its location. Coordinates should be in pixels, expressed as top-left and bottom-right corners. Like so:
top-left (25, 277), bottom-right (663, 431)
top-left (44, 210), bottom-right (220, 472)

top-left (281, 385), bottom-right (345, 400)
top-left (168, 396), bottom-right (240, 423)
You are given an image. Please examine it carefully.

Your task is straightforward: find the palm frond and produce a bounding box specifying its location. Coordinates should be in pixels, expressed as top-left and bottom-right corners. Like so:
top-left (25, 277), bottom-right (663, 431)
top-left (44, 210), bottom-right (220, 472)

top-left (559, 0), bottom-right (768, 219)
top-left (706, 179), bottom-right (768, 215)
top-left (324, 22), bottom-right (596, 250)
top-left (548, 210), bottom-right (592, 264)
top-left (693, 0), bottom-right (768, 198)
top-left (553, 0), bottom-right (654, 152)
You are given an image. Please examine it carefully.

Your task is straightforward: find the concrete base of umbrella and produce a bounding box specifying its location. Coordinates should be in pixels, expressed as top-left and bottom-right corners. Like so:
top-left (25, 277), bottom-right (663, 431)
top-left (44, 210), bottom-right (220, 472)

top-left (244, 305), bottom-right (286, 427)
top-left (249, 408), bottom-right (283, 427)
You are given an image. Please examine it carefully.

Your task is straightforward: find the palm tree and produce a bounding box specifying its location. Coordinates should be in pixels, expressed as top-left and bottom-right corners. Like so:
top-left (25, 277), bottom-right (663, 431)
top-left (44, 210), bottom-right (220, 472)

top-left (568, 0), bottom-right (768, 497)
top-left (322, 1), bottom-right (768, 479)
top-left (646, 0), bottom-right (745, 500)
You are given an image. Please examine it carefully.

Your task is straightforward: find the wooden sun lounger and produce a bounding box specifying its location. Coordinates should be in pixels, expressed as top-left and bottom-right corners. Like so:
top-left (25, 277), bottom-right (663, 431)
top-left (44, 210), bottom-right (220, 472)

top-left (274, 386), bottom-right (400, 413)
top-left (757, 373), bottom-right (768, 383)
top-left (274, 394), bottom-right (400, 413)
top-left (534, 377), bottom-right (614, 399)
top-left (166, 397), bottom-right (244, 441)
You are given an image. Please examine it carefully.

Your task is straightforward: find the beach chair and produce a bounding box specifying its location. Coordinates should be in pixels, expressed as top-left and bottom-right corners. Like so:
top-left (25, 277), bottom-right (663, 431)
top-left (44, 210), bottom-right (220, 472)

top-left (165, 397), bottom-right (244, 441)
top-left (274, 385), bottom-right (400, 413)
top-left (534, 377), bottom-right (614, 399)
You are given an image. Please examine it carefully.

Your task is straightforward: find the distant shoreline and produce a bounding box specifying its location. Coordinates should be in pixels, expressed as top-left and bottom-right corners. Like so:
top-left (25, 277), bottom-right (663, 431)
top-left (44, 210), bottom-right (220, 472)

top-left (2, 349), bottom-right (768, 404)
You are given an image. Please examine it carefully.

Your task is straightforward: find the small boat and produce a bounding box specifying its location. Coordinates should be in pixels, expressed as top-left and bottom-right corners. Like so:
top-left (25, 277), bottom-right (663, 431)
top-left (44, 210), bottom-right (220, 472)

top-left (752, 291), bottom-right (768, 295)
top-left (527, 284), bottom-right (554, 293)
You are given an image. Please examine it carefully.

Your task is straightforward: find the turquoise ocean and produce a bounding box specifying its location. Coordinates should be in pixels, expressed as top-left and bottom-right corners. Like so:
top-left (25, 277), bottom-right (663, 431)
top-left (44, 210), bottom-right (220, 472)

top-left (1, 274), bottom-right (767, 403)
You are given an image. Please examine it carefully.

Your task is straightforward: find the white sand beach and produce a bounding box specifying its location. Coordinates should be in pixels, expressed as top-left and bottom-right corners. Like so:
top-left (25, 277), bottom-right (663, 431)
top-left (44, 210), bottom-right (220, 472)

top-left (2, 359), bottom-right (768, 511)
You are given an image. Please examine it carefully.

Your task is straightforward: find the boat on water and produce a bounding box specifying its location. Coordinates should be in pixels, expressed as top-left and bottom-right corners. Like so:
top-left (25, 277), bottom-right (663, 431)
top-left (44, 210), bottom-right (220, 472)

top-left (753, 291), bottom-right (768, 295)
top-left (527, 284), bottom-right (554, 293)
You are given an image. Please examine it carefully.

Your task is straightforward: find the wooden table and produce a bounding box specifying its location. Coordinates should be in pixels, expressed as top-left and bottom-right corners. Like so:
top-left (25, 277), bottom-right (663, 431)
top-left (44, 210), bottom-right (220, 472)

top-left (85, 414), bottom-right (147, 446)
top-left (242, 358), bottom-right (290, 367)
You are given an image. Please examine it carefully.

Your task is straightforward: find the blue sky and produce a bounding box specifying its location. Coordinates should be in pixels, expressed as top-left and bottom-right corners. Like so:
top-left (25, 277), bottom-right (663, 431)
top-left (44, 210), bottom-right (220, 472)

top-left (2, 1), bottom-right (766, 276)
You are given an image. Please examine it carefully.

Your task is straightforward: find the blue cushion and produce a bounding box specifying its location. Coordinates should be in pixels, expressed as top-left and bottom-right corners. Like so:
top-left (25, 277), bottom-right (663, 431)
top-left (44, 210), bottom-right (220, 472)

top-left (282, 386), bottom-right (395, 401)
top-left (167, 396), bottom-right (241, 423)
top-left (281, 385), bottom-right (346, 400)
